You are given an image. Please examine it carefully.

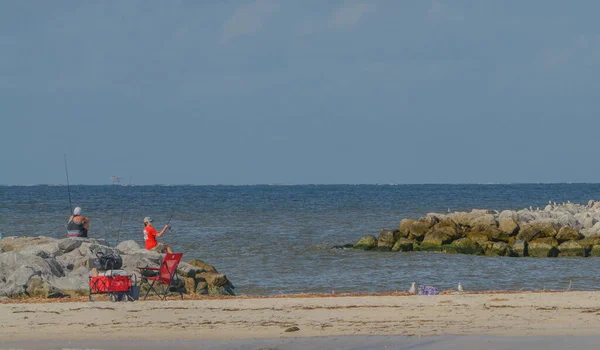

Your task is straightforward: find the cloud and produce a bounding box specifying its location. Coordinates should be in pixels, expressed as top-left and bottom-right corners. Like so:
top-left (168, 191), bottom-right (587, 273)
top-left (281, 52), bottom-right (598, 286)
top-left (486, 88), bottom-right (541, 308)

top-left (328, 1), bottom-right (374, 31)
top-left (426, 0), bottom-right (464, 23)
top-left (220, 0), bottom-right (279, 44)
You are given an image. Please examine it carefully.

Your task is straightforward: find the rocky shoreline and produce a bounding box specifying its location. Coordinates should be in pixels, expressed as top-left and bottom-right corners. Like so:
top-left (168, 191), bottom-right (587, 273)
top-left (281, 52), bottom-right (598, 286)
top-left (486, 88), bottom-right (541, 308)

top-left (352, 200), bottom-right (600, 257)
top-left (0, 236), bottom-right (234, 299)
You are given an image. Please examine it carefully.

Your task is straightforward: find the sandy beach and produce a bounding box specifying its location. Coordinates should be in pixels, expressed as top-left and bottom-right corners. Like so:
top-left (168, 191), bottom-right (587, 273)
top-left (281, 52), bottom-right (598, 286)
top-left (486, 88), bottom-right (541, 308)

top-left (1, 291), bottom-right (600, 344)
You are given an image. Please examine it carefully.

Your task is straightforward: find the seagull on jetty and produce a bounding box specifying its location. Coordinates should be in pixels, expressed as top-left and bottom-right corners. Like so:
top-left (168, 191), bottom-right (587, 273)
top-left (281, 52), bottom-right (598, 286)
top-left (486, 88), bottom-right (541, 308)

top-left (549, 200), bottom-right (552, 205)
top-left (529, 206), bottom-right (533, 211)
top-left (554, 202), bottom-right (557, 206)
top-left (458, 282), bottom-right (464, 293)
top-left (409, 282), bottom-right (416, 294)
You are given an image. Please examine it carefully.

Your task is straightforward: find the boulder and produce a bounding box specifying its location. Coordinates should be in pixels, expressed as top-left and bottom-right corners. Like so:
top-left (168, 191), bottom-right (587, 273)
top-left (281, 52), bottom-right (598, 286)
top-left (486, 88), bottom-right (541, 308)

top-left (512, 240), bottom-right (528, 257)
top-left (498, 217), bottom-right (519, 235)
top-left (25, 276), bottom-right (54, 297)
top-left (0, 284), bottom-right (26, 297)
top-left (485, 242), bottom-right (515, 257)
top-left (589, 244), bottom-right (600, 257)
top-left (57, 238), bottom-right (82, 253)
top-left (466, 232), bottom-right (490, 246)
top-left (407, 221), bottom-right (431, 241)
top-left (398, 219), bottom-right (415, 236)
top-left (188, 259), bottom-right (219, 273)
top-left (556, 214), bottom-right (579, 229)
top-left (516, 222), bottom-right (558, 242)
top-left (450, 212), bottom-right (472, 226)
top-left (177, 261), bottom-right (206, 278)
top-left (5, 266), bottom-right (36, 290)
top-left (470, 214), bottom-right (498, 228)
top-left (528, 240), bottom-right (559, 258)
top-left (442, 238), bottom-right (482, 255)
top-left (19, 243), bottom-right (62, 259)
top-left (582, 216), bottom-right (597, 229)
top-left (558, 241), bottom-right (587, 257)
top-left (555, 227), bottom-right (583, 242)
top-left (421, 215), bottom-right (440, 229)
top-left (430, 218), bottom-right (462, 239)
top-left (377, 229), bottom-right (400, 251)
top-left (420, 231), bottom-right (453, 251)
top-left (55, 249), bottom-right (85, 271)
top-left (116, 240), bottom-right (141, 254)
top-left (582, 222), bottom-right (600, 237)
top-left (499, 210), bottom-right (518, 221)
top-left (450, 209), bottom-right (494, 227)
top-left (0, 252), bottom-right (63, 280)
top-left (578, 236), bottom-right (600, 248)
top-left (121, 252), bottom-right (163, 275)
top-left (47, 267), bottom-right (89, 292)
top-left (197, 271), bottom-right (235, 296)
top-left (468, 225), bottom-right (509, 243)
top-left (0, 236), bottom-right (56, 253)
top-left (391, 238), bottom-right (414, 252)
top-left (355, 235), bottom-right (377, 251)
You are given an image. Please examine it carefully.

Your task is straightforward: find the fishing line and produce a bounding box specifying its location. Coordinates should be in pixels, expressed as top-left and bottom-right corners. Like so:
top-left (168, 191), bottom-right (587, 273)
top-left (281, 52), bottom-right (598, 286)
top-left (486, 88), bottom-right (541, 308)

top-left (64, 154), bottom-right (73, 214)
top-left (116, 176), bottom-right (133, 245)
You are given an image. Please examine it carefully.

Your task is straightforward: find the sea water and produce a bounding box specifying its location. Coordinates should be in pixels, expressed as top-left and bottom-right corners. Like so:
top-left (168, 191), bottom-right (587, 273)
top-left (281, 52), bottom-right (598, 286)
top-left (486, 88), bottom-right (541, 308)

top-left (2, 183), bottom-right (600, 295)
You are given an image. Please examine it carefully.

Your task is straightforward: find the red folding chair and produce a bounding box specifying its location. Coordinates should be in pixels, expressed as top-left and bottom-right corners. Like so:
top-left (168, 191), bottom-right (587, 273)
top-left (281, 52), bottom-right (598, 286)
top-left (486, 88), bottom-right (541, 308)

top-left (137, 253), bottom-right (184, 300)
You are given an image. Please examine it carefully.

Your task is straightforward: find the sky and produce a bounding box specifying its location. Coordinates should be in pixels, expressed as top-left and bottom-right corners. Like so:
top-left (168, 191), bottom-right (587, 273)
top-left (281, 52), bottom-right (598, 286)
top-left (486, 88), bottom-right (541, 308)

top-left (1, 0), bottom-right (599, 185)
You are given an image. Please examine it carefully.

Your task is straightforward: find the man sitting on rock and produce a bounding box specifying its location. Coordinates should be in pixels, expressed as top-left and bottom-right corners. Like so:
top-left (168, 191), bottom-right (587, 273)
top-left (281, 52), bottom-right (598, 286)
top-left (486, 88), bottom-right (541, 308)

top-left (143, 217), bottom-right (173, 254)
top-left (67, 207), bottom-right (90, 237)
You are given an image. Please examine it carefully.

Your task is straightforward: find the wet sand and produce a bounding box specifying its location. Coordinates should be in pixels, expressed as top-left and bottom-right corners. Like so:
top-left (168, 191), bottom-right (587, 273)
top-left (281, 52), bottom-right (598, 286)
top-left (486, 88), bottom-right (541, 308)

top-left (1, 291), bottom-right (600, 348)
top-left (3, 335), bottom-right (600, 350)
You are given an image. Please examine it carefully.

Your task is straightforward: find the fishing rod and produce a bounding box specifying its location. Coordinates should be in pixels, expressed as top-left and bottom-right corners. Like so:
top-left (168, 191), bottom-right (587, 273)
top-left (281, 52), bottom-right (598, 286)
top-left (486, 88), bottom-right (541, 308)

top-left (64, 154), bottom-right (73, 214)
top-left (116, 176), bottom-right (132, 244)
top-left (165, 213), bottom-right (173, 231)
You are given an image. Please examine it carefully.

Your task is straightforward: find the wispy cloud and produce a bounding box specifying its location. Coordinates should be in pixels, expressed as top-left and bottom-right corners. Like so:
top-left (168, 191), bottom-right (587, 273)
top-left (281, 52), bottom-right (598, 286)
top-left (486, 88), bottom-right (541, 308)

top-left (426, 0), bottom-right (464, 23)
top-left (328, 1), bottom-right (374, 31)
top-left (220, 0), bottom-right (279, 44)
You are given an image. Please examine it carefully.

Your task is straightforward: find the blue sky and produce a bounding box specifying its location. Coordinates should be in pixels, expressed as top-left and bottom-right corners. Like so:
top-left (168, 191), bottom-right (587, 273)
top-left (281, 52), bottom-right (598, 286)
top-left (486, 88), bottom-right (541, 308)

top-left (1, 1), bottom-right (599, 185)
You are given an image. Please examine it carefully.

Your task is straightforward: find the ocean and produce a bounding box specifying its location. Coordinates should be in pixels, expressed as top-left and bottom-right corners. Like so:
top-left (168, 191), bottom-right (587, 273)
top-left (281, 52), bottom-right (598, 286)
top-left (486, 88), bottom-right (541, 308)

top-left (2, 184), bottom-right (600, 295)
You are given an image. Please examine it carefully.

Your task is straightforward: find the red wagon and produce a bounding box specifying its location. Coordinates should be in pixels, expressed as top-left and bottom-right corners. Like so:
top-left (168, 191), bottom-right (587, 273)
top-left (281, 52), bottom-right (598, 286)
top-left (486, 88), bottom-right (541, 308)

top-left (89, 271), bottom-right (138, 302)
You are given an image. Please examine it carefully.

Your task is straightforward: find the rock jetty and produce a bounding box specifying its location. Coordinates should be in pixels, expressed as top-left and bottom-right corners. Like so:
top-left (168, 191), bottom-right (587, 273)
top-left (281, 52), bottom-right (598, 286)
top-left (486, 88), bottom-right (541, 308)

top-left (0, 236), bottom-right (234, 298)
top-left (353, 200), bottom-right (600, 258)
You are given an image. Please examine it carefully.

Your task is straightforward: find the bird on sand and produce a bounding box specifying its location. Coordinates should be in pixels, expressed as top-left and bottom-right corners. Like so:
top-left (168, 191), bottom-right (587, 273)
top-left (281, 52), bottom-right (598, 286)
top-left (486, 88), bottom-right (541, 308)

top-left (458, 282), bottom-right (464, 293)
top-left (408, 282), bottom-right (416, 294)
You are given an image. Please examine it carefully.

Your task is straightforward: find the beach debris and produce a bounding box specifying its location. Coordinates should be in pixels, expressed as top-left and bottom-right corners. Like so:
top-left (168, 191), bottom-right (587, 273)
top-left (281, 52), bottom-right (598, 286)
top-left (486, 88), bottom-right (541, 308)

top-left (458, 282), bottom-right (464, 293)
top-left (408, 282), bottom-right (416, 294)
top-left (285, 326), bottom-right (300, 332)
top-left (417, 285), bottom-right (438, 295)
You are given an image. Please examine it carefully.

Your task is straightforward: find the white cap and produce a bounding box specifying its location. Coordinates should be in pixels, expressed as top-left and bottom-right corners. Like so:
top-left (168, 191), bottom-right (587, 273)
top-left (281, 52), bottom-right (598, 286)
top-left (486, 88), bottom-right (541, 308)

top-left (73, 207), bottom-right (82, 215)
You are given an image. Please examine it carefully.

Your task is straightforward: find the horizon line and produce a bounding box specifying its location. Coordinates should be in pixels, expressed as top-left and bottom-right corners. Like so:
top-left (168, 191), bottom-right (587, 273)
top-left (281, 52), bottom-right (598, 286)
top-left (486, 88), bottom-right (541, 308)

top-left (2, 182), bottom-right (600, 187)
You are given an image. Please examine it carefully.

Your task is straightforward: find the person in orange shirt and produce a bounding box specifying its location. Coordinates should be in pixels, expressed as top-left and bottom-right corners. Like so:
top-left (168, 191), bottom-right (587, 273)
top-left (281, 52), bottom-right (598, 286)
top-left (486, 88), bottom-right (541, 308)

top-left (143, 217), bottom-right (173, 254)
